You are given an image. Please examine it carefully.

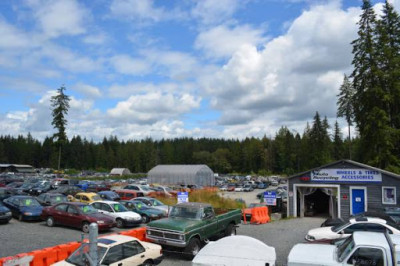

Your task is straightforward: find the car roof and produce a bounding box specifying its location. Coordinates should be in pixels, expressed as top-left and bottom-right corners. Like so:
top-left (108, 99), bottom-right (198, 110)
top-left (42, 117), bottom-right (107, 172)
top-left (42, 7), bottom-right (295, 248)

top-left (176, 202), bottom-right (212, 208)
top-left (94, 200), bottom-right (119, 204)
top-left (97, 235), bottom-right (140, 247)
top-left (353, 232), bottom-right (390, 248)
top-left (76, 192), bottom-right (98, 196)
top-left (349, 217), bottom-right (388, 224)
top-left (9, 195), bottom-right (34, 199)
top-left (63, 202), bottom-right (88, 207)
top-left (98, 191), bottom-right (115, 194)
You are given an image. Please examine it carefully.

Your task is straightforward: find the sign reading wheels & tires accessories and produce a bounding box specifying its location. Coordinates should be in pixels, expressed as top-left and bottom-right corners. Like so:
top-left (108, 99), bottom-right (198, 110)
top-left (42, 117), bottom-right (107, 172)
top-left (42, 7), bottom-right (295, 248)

top-left (311, 169), bottom-right (382, 183)
top-left (264, 191), bottom-right (276, 206)
top-left (177, 192), bottom-right (189, 203)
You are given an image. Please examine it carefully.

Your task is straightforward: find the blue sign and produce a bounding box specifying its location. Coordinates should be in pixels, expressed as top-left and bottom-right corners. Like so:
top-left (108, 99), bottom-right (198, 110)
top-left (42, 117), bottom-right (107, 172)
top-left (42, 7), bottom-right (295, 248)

top-left (177, 192), bottom-right (189, 203)
top-left (264, 191), bottom-right (276, 206)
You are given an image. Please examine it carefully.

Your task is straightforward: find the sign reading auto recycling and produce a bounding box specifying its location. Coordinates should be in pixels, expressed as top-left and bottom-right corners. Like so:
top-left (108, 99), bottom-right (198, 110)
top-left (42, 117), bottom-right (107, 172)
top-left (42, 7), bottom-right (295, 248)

top-left (311, 169), bottom-right (382, 183)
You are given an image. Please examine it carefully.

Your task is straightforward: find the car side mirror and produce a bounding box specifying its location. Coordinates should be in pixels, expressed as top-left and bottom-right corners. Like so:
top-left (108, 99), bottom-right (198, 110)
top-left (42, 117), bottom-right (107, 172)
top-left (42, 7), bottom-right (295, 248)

top-left (340, 230), bottom-right (344, 234)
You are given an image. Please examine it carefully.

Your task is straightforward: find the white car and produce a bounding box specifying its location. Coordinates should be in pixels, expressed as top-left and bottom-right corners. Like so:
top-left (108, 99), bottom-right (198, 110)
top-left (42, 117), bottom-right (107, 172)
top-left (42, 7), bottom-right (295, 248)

top-left (53, 234), bottom-right (163, 266)
top-left (305, 216), bottom-right (400, 242)
top-left (123, 184), bottom-right (152, 196)
top-left (90, 201), bottom-right (142, 228)
top-left (234, 186), bottom-right (244, 192)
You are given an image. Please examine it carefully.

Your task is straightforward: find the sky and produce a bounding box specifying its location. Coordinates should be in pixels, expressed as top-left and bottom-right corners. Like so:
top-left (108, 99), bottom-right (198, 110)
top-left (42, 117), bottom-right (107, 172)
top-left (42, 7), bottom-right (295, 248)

top-left (0, 0), bottom-right (399, 142)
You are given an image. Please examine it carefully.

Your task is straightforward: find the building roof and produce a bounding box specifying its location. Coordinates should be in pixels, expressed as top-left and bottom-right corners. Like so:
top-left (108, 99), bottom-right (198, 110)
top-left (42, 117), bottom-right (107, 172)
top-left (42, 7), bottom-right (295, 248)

top-left (288, 159), bottom-right (400, 180)
top-left (148, 164), bottom-right (212, 175)
top-left (110, 168), bottom-right (131, 175)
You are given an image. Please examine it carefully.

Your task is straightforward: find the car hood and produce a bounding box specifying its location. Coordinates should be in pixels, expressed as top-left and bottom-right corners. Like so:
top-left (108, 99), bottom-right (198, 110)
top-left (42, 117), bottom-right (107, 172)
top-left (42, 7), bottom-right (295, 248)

top-left (143, 208), bottom-right (164, 216)
top-left (148, 218), bottom-right (200, 232)
top-left (20, 206), bottom-right (43, 214)
top-left (288, 244), bottom-right (337, 265)
top-left (307, 226), bottom-right (340, 240)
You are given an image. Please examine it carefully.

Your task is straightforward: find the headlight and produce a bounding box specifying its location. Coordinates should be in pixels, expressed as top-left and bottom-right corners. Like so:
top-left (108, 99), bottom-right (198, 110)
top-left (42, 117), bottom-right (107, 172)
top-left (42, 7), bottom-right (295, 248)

top-left (150, 214), bottom-right (158, 218)
top-left (179, 235), bottom-right (184, 240)
top-left (24, 212), bottom-right (33, 216)
top-left (6, 212), bottom-right (11, 216)
top-left (37, 190), bottom-right (42, 193)
top-left (147, 231), bottom-right (151, 235)
top-left (135, 216), bottom-right (141, 220)
top-left (97, 220), bottom-right (105, 224)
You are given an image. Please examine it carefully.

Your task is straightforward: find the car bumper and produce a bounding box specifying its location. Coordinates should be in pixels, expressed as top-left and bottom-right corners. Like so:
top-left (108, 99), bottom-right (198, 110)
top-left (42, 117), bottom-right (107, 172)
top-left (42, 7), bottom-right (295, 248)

top-left (98, 223), bottom-right (115, 231)
top-left (0, 214), bottom-right (12, 222)
top-left (146, 236), bottom-right (187, 248)
top-left (21, 214), bottom-right (42, 221)
top-left (124, 219), bottom-right (142, 226)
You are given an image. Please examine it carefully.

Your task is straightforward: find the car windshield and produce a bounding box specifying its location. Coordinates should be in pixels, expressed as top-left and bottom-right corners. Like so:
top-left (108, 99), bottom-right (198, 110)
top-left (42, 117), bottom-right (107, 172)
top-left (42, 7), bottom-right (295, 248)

top-left (169, 206), bottom-right (202, 220)
top-left (66, 245), bottom-right (107, 266)
top-left (112, 203), bottom-right (128, 212)
top-left (332, 222), bottom-right (349, 232)
top-left (337, 236), bottom-right (355, 262)
top-left (79, 205), bottom-right (98, 214)
top-left (19, 198), bottom-right (40, 207)
top-left (165, 187), bottom-right (172, 192)
top-left (140, 186), bottom-right (151, 191)
top-left (50, 195), bottom-right (67, 203)
top-left (133, 202), bottom-right (149, 210)
top-left (150, 199), bottom-right (164, 206)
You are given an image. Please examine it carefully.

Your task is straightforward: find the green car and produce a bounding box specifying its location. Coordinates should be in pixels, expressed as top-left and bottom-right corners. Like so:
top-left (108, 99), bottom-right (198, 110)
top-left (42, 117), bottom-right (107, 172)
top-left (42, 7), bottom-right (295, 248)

top-left (120, 200), bottom-right (166, 223)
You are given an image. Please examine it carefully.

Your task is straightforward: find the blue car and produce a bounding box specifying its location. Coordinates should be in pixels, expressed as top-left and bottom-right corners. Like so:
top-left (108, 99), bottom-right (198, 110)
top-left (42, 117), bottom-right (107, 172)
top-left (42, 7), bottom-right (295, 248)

top-left (98, 191), bottom-right (121, 201)
top-left (0, 202), bottom-right (12, 223)
top-left (3, 196), bottom-right (43, 221)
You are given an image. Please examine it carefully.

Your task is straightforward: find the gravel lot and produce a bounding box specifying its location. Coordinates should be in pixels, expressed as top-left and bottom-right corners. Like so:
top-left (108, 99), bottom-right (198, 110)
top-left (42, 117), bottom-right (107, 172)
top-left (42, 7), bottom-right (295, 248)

top-left (0, 189), bottom-right (325, 266)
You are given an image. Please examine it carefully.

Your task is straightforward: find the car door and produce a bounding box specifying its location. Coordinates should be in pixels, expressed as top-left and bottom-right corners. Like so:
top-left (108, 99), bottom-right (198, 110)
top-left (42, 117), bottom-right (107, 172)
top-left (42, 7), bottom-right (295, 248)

top-left (53, 204), bottom-right (69, 225)
top-left (66, 205), bottom-right (81, 228)
top-left (346, 247), bottom-right (385, 266)
top-left (107, 241), bottom-right (147, 266)
top-left (201, 207), bottom-right (219, 238)
top-left (100, 203), bottom-right (114, 217)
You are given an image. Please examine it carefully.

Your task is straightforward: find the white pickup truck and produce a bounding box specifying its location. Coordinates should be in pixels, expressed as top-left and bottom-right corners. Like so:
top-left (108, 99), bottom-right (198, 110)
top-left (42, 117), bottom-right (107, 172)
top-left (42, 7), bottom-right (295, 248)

top-left (288, 231), bottom-right (400, 266)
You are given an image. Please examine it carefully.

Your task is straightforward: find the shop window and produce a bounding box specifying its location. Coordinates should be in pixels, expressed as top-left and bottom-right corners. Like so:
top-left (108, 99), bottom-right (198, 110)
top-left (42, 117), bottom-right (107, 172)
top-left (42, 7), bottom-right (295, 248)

top-left (382, 187), bottom-right (396, 205)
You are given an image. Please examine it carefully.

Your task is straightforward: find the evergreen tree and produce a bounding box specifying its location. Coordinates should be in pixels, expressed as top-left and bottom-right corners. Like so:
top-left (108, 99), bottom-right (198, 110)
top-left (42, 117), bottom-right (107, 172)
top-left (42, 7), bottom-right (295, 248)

top-left (50, 86), bottom-right (70, 170)
top-left (309, 112), bottom-right (331, 167)
top-left (337, 74), bottom-right (355, 159)
top-left (333, 121), bottom-right (344, 160)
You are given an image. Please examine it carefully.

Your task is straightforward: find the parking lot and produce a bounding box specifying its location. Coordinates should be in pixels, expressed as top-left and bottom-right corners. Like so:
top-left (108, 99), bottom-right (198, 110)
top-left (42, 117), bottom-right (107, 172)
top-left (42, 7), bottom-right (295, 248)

top-left (0, 215), bottom-right (324, 265)
top-left (0, 189), bottom-right (316, 265)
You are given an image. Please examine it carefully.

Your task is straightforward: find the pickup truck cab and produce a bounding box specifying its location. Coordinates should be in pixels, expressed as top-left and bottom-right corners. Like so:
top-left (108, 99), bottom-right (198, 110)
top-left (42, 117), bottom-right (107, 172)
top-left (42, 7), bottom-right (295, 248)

top-left (288, 231), bottom-right (400, 266)
top-left (146, 202), bottom-right (241, 259)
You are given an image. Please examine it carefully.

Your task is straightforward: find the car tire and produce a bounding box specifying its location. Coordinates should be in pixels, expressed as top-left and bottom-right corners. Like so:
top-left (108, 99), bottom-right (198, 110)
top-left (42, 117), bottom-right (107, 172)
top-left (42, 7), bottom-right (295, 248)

top-left (142, 215), bottom-right (149, 223)
top-left (225, 223), bottom-right (236, 236)
top-left (142, 259), bottom-right (154, 266)
top-left (116, 218), bottom-right (124, 228)
top-left (82, 222), bottom-right (90, 233)
top-left (46, 217), bottom-right (55, 227)
top-left (184, 238), bottom-right (201, 260)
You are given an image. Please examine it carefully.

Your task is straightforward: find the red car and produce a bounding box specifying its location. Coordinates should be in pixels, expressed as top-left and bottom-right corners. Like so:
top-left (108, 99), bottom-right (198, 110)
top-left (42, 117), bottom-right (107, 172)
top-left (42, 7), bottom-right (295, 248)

top-left (40, 202), bottom-right (115, 233)
top-left (113, 189), bottom-right (144, 200)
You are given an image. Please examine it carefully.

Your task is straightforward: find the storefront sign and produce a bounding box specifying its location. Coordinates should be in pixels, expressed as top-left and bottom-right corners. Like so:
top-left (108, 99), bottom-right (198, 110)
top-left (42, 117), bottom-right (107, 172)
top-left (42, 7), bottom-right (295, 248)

top-left (177, 192), bottom-right (189, 203)
top-left (311, 169), bottom-right (382, 183)
top-left (300, 176), bottom-right (310, 182)
top-left (264, 191), bottom-right (277, 206)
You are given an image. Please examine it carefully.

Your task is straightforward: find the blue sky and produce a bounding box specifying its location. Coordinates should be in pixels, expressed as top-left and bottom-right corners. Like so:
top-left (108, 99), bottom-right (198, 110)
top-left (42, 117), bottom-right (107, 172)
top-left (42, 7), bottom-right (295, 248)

top-left (0, 0), bottom-right (398, 141)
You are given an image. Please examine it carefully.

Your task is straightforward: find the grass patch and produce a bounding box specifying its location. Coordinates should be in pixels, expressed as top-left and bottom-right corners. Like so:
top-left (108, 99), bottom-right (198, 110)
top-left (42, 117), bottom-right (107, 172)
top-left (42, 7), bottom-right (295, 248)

top-left (155, 189), bottom-right (245, 209)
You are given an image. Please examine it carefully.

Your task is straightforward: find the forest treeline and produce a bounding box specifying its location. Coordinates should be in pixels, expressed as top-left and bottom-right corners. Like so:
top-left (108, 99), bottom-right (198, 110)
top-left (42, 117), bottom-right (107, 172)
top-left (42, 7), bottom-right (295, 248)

top-left (1, 0), bottom-right (400, 175)
top-left (0, 112), bottom-right (369, 175)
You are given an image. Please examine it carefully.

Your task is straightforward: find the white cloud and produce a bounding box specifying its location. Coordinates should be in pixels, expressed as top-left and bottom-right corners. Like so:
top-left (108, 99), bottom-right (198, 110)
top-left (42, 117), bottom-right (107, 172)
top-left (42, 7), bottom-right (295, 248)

top-left (109, 55), bottom-right (151, 76)
top-left (73, 83), bottom-right (102, 98)
top-left (83, 34), bottom-right (107, 45)
top-left (201, 2), bottom-right (360, 134)
top-left (107, 92), bottom-right (201, 124)
top-left (195, 24), bottom-right (267, 59)
top-left (0, 18), bottom-right (31, 49)
top-left (191, 0), bottom-right (240, 25)
top-left (27, 0), bottom-right (89, 38)
top-left (109, 0), bottom-right (186, 23)
top-left (108, 82), bottom-right (190, 98)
